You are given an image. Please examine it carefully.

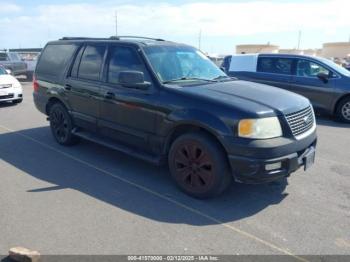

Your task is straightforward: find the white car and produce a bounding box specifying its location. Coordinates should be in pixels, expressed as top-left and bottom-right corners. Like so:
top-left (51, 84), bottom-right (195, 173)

top-left (0, 66), bottom-right (23, 104)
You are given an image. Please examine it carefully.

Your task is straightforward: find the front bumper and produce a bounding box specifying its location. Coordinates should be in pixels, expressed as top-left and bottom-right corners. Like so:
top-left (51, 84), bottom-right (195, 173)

top-left (221, 131), bottom-right (317, 183)
top-left (0, 87), bottom-right (23, 102)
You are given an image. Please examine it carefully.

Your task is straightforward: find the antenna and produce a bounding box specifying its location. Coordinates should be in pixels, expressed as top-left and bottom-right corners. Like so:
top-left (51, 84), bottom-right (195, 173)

top-left (115, 10), bottom-right (118, 37)
top-left (198, 29), bottom-right (202, 50)
top-left (297, 30), bottom-right (302, 50)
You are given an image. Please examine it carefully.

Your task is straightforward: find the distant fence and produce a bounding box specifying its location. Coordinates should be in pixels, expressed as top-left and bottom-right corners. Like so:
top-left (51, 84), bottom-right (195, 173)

top-left (9, 48), bottom-right (42, 53)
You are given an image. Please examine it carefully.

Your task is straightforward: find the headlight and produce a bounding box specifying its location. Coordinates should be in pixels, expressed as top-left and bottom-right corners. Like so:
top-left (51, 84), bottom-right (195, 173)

top-left (238, 117), bottom-right (282, 139)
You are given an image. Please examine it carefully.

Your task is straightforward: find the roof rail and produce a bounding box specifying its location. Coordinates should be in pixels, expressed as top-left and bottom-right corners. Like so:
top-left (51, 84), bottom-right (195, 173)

top-left (59, 36), bottom-right (166, 42)
top-left (110, 36), bottom-right (165, 41)
top-left (60, 37), bottom-right (111, 41)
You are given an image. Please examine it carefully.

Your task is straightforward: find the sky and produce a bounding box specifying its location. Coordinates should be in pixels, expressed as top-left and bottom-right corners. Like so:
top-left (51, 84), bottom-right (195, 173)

top-left (0, 0), bottom-right (349, 54)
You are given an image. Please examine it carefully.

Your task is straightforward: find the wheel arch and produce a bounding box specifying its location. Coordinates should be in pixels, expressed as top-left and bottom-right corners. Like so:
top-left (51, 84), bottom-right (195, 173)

top-left (333, 93), bottom-right (350, 114)
top-left (163, 122), bottom-right (232, 173)
top-left (46, 96), bottom-right (69, 115)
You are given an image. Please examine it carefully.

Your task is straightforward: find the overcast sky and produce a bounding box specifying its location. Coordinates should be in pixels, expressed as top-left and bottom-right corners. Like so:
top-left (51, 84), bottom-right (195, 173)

top-left (0, 0), bottom-right (349, 54)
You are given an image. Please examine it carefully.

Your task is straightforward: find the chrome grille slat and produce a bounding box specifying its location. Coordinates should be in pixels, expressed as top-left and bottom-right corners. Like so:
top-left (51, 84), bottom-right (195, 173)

top-left (285, 106), bottom-right (315, 138)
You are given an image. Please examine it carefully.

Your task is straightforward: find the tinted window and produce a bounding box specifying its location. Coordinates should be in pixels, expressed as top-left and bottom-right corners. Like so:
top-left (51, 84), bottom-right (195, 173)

top-left (78, 45), bottom-right (106, 81)
top-left (222, 56), bottom-right (232, 71)
top-left (70, 46), bottom-right (84, 78)
top-left (296, 59), bottom-right (330, 77)
top-left (0, 67), bottom-right (7, 75)
top-left (107, 46), bottom-right (149, 84)
top-left (36, 44), bottom-right (77, 79)
top-left (257, 57), bottom-right (293, 75)
top-left (0, 53), bottom-right (9, 61)
top-left (9, 53), bottom-right (21, 61)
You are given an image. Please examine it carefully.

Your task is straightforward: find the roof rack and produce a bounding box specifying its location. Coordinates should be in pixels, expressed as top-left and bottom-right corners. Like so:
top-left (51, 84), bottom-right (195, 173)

top-left (111, 36), bottom-right (165, 41)
top-left (60, 36), bottom-right (165, 42)
top-left (60, 37), bottom-right (110, 41)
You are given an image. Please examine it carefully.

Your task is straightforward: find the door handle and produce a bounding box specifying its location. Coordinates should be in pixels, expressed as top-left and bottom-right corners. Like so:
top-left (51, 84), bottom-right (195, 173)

top-left (104, 91), bottom-right (115, 99)
top-left (64, 84), bottom-right (72, 91)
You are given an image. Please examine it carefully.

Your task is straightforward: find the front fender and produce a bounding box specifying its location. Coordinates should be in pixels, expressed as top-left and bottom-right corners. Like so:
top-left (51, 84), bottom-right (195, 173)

top-left (165, 108), bottom-right (232, 137)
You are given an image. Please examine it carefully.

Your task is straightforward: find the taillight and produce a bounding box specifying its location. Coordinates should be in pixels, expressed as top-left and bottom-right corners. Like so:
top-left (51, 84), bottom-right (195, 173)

top-left (33, 75), bottom-right (39, 92)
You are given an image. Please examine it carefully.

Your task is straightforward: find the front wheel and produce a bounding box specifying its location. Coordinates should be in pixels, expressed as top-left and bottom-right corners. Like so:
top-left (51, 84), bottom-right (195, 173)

top-left (168, 132), bottom-right (231, 198)
top-left (49, 103), bottom-right (79, 145)
top-left (336, 97), bottom-right (350, 123)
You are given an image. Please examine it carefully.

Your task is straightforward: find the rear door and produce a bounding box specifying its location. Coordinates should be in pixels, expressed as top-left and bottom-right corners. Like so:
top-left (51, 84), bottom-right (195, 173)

top-left (253, 56), bottom-right (293, 90)
top-left (8, 53), bottom-right (26, 74)
top-left (65, 43), bottom-right (107, 132)
top-left (289, 58), bottom-right (337, 112)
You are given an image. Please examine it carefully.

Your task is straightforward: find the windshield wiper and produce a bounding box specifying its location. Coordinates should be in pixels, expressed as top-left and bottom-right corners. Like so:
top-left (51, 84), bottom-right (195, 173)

top-left (163, 77), bottom-right (217, 84)
top-left (212, 75), bottom-right (236, 81)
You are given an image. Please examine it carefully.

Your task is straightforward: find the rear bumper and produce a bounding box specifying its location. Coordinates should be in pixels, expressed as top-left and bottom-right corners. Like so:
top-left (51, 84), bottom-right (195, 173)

top-left (33, 91), bottom-right (48, 114)
top-left (221, 131), bottom-right (317, 183)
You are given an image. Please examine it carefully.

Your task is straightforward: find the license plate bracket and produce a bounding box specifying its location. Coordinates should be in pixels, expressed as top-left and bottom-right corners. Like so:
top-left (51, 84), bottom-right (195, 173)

top-left (303, 147), bottom-right (315, 171)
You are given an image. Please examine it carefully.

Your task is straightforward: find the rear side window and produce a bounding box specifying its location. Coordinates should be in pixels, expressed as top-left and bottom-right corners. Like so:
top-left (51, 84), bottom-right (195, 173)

top-left (107, 46), bottom-right (149, 84)
top-left (36, 44), bottom-right (77, 80)
top-left (78, 45), bottom-right (106, 81)
top-left (0, 53), bottom-right (9, 61)
top-left (257, 57), bottom-right (293, 75)
top-left (9, 53), bottom-right (21, 61)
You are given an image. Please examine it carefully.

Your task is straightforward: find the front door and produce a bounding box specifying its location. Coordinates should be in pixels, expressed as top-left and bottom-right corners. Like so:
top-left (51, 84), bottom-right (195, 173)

top-left (98, 44), bottom-right (158, 151)
top-left (289, 58), bottom-right (337, 112)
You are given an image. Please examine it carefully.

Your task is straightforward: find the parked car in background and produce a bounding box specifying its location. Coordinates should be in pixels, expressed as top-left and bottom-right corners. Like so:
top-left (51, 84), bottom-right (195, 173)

top-left (223, 54), bottom-right (350, 123)
top-left (0, 65), bottom-right (23, 104)
top-left (11, 49), bottom-right (42, 81)
top-left (33, 36), bottom-right (317, 198)
top-left (0, 50), bottom-right (27, 77)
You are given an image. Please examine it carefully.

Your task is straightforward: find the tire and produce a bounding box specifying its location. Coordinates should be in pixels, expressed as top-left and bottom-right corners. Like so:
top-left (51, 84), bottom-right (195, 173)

top-left (168, 132), bottom-right (231, 198)
top-left (336, 97), bottom-right (350, 123)
top-left (49, 103), bottom-right (79, 145)
top-left (12, 99), bottom-right (22, 104)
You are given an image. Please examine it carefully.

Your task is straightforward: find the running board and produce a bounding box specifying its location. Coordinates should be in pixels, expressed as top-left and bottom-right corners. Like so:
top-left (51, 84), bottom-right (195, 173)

top-left (72, 130), bottom-right (163, 165)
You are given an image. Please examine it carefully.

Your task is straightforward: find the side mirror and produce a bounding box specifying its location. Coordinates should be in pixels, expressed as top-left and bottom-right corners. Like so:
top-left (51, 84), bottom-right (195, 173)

top-left (220, 66), bottom-right (226, 72)
top-left (5, 69), bottom-right (11, 75)
top-left (317, 72), bottom-right (329, 83)
top-left (118, 71), bottom-right (151, 90)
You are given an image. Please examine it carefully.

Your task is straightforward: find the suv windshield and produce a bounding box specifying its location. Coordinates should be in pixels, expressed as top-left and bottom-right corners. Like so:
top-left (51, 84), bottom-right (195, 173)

top-left (143, 45), bottom-right (227, 83)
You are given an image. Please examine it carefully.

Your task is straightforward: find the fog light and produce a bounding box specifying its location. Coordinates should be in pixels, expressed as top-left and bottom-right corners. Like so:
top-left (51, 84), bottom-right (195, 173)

top-left (265, 162), bottom-right (282, 171)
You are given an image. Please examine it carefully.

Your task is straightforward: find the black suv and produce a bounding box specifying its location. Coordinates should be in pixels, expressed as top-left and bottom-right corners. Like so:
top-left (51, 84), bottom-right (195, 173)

top-left (33, 36), bottom-right (317, 198)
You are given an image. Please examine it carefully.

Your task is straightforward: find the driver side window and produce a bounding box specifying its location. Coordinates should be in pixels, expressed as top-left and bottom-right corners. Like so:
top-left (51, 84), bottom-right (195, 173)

top-left (296, 59), bottom-right (330, 78)
top-left (107, 46), bottom-right (150, 84)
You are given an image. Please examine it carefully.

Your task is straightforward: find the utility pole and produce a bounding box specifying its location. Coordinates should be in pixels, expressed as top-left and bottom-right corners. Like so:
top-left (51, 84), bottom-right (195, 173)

top-left (198, 29), bottom-right (202, 50)
top-left (115, 11), bottom-right (118, 37)
top-left (297, 30), bottom-right (302, 50)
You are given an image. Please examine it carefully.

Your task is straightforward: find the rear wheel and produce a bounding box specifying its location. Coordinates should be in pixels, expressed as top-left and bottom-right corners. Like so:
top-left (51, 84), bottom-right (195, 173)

top-left (336, 97), bottom-right (350, 123)
top-left (168, 132), bottom-right (231, 198)
top-left (49, 103), bottom-right (79, 145)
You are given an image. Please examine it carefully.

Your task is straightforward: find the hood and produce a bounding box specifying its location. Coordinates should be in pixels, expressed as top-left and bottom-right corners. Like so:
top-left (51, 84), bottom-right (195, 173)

top-left (178, 80), bottom-right (310, 116)
top-left (0, 74), bottom-right (21, 87)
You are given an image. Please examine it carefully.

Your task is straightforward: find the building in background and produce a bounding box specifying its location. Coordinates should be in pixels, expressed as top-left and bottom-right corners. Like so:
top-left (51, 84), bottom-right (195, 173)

top-left (322, 42), bottom-right (350, 59)
top-left (236, 44), bottom-right (279, 54)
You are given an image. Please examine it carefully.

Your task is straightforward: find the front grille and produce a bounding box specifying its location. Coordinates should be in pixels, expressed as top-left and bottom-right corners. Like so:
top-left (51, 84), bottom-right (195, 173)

top-left (0, 94), bottom-right (14, 99)
top-left (285, 106), bottom-right (315, 138)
